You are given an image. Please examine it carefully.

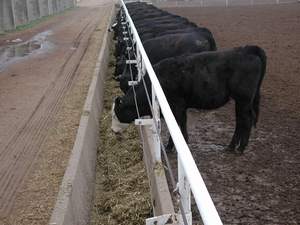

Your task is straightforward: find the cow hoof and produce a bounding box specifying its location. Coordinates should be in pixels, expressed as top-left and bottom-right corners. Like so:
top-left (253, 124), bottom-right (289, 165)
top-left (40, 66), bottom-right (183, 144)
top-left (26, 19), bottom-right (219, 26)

top-left (234, 151), bottom-right (244, 156)
top-left (224, 146), bottom-right (235, 153)
top-left (236, 148), bottom-right (245, 155)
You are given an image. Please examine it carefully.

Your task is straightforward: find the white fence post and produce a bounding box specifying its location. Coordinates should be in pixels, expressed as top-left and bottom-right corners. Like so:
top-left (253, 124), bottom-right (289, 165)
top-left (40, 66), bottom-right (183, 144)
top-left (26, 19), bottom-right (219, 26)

top-left (151, 88), bottom-right (161, 161)
top-left (178, 158), bottom-right (192, 225)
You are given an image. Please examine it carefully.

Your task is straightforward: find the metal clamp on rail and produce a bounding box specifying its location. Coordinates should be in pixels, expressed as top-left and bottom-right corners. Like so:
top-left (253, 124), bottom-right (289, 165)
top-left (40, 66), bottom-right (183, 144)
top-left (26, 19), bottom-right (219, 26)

top-left (126, 59), bottom-right (137, 64)
top-left (128, 80), bottom-right (138, 86)
top-left (135, 118), bottom-right (153, 126)
top-left (135, 118), bottom-right (161, 137)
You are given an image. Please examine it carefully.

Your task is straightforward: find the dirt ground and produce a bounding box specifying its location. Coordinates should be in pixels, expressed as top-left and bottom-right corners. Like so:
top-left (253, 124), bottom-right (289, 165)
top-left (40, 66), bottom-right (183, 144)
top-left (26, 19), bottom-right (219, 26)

top-left (162, 3), bottom-right (300, 225)
top-left (0, 0), bottom-right (113, 224)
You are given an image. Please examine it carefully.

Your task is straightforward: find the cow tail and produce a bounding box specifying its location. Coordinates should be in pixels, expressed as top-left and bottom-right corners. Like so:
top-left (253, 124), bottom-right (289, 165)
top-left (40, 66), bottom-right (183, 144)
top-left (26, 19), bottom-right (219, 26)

top-left (247, 46), bottom-right (267, 128)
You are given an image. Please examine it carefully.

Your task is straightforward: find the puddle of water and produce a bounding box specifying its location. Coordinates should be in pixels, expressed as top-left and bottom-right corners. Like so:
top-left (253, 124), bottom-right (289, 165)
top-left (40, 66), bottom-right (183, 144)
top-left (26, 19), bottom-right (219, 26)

top-left (0, 30), bottom-right (54, 71)
top-left (5, 41), bottom-right (41, 58)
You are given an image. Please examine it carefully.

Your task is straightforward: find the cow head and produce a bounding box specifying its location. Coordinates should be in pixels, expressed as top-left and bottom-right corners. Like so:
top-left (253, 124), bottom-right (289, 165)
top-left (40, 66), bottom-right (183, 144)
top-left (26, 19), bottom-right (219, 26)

top-left (111, 97), bottom-right (137, 133)
top-left (111, 75), bottom-right (152, 133)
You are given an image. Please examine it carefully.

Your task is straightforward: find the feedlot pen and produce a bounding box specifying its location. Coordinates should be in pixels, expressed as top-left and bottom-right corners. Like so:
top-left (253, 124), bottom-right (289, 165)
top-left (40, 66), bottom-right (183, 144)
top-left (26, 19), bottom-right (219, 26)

top-left (162, 3), bottom-right (300, 225)
top-left (91, 2), bottom-right (299, 225)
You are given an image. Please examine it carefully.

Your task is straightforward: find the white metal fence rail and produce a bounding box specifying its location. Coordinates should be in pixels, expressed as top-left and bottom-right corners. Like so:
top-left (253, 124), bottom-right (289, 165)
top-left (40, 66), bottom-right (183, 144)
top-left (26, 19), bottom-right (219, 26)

top-left (120, 1), bottom-right (223, 224)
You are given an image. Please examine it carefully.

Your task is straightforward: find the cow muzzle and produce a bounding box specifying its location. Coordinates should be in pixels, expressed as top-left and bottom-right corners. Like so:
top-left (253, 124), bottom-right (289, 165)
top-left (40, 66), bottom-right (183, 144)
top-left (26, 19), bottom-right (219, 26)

top-left (111, 103), bottom-right (129, 133)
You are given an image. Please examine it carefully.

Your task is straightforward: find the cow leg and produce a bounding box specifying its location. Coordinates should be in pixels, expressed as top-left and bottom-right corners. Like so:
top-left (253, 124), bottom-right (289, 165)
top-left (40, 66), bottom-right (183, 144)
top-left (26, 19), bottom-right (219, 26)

top-left (166, 100), bottom-right (187, 152)
top-left (236, 102), bottom-right (253, 154)
top-left (226, 103), bottom-right (242, 152)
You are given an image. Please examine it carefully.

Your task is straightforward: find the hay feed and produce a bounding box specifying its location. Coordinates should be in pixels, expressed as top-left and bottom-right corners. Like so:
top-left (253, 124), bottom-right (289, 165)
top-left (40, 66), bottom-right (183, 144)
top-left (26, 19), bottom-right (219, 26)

top-left (90, 47), bottom-right (151, 225)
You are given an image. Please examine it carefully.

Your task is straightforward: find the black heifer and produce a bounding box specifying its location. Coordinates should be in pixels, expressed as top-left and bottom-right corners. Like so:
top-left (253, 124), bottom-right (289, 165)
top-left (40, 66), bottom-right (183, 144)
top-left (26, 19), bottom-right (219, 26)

top-left (116, 30), bottom-right (217, 93)
top-left (114, 17), bottom-right (197, 58)
top-left (111, 46), bottom-right (267, 154)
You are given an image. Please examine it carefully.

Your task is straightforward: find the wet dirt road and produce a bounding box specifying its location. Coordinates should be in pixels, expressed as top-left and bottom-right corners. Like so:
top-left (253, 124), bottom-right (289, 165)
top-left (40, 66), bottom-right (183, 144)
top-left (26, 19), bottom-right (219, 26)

top-left (0, 0), bottom-right (113, 224)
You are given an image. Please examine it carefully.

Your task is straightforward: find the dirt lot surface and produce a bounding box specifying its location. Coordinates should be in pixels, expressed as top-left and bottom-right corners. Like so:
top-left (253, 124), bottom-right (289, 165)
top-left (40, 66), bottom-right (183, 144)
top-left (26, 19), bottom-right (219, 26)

top-left (163, 3), bottom-right (300, 225)
top-left (0, 0), bottom-right (113, 224)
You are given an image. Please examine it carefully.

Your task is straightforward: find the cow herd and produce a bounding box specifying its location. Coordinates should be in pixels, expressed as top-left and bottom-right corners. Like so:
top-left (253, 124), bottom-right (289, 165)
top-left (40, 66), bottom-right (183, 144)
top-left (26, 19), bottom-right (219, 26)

top-left (110, 2), bottom-right (267, 154)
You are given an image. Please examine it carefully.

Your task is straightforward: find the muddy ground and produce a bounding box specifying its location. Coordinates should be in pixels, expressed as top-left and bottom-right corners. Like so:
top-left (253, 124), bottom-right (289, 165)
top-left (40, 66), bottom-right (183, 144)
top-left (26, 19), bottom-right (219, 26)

top-left (161, 3), bottom-right (300, 225)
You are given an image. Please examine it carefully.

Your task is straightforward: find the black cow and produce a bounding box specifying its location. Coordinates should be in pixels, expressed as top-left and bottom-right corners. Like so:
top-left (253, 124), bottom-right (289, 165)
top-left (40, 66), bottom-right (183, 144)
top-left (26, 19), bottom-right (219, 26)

top-left (111, 3), bottom-right (165, 40)
top-left (117, 29), bottom-right (216, 64)
top-left (134, 16), bottom-right (190, 28)
top-left (139, 27), bottom-right (202, 41)
top-left (114, 18), bottom-right (197, 58)
top-left (111, 45), bottom-right (267, 154)
top-left (137, 22), bottom-right (197, 34)
top-left (116, 30), bottom-right (217, 92)
top-left (143, 29), bottom-right (217, 62)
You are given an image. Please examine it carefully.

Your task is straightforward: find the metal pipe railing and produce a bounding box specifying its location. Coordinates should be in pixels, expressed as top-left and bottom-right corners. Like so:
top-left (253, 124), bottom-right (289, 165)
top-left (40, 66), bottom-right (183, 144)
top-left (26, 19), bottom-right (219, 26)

top-left (120, 1), bottom-right (223, 224)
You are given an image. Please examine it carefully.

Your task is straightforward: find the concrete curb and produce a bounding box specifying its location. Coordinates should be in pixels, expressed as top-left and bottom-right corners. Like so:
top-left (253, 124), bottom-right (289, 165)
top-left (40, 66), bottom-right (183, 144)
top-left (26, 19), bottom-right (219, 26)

top-left (49, 4), bottom-right (115, 225)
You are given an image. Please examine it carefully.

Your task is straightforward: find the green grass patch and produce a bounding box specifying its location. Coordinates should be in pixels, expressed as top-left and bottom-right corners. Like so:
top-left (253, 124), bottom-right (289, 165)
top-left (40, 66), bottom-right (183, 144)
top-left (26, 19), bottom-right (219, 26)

top-left (15, 15), bottom-right (55, 32)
